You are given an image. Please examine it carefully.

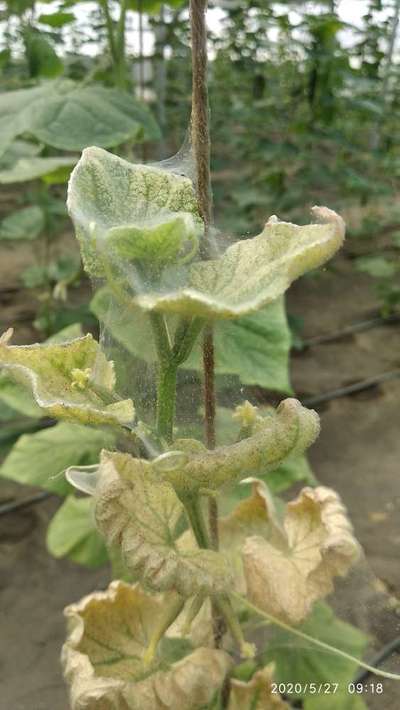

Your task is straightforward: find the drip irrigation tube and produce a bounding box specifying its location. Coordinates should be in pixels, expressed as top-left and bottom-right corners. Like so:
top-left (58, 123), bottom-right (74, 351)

top-left (0, 490), bottom-right (52, 516)
top-left (303, 370), bottom-right (400, 408)
top-left (299, 313), bottom-right (400, 349)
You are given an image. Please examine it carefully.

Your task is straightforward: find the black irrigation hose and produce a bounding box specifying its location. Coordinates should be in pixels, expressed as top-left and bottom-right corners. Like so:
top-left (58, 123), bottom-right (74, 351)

top-left (302, 370), bottom-right (400, 408)
top-left (354, 636), bottom-right (400, 684)
top-left (0, 490), bottom-right (52, 516)
top-left (300, 313), bottom-right (400, 349)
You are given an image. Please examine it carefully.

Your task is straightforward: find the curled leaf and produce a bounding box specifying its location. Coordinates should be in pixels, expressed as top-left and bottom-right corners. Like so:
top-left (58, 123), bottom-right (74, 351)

top-left (69, 147), bottom-right (344, 319)
top-left (136, 206), bottom-right (345, 318)
top-left (243, 486), bottom-right (361, 625)
top-left (93, 451), bottom-right (233, 596)
top-left (158, 398), bottom-right (320, 494)
top-left (0, 331), bottom-right (134, 426)
top-left (68, 146), bottom-right (203, 276)
top-left (62, 580), bottom-right (232, 710)
top-left (228, 664), bottom-right (289, 709)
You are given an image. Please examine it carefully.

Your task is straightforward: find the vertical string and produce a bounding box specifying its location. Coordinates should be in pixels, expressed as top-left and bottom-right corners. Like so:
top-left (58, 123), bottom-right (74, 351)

top-left (189, 0), bottom-right (223, 648)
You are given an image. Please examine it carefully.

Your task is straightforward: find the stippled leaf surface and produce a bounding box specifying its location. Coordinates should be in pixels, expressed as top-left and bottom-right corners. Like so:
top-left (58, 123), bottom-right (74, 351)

top-left (70, 147), bottom-right (344, 320)
top-left (68, 146), bottom-right (202, 276)
top-left (0, 331), bottom-right (134, 426)
top-left (93, 451), bottom-right (232, 596)
top-left (62, 580), bottom-right (232, 709)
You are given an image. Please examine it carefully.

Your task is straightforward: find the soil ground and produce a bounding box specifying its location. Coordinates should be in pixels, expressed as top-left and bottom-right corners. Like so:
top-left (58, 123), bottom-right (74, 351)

top-left (0, 235), bottom-right (400, 709)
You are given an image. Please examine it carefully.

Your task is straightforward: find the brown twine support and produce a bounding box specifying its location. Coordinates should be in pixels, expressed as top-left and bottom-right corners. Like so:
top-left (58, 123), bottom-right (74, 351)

top-left (189, 0), bottom-right (224, 650)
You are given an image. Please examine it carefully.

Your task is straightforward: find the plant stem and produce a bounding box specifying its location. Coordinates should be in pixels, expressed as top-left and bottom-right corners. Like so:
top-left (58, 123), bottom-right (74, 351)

top-left (156, 361), bottom-right (177, 443)
top-left (183, 496), bottom-right (211, 549)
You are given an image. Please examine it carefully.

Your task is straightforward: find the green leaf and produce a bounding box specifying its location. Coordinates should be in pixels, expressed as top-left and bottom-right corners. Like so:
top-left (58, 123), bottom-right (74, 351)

top-left (266, 452), bottom-right (316, 493)
top-left (38, 11), bottom-right (76, 27)
top-left (29, 86), bottom-right (159, 151)
top-left (0, 139), bottom-right (41, 168)
top-left (355, 255), bottom-right (397, 279)
top-left (188, 298), bottom-right (292, 393)
top-left (70, 147), bottom-right (344, 319)
top-left (68, 146), bottom-right (202, 276)
top-left (24, 29), bottom-right (64, 79)
top-left (304, 693), bottom-right (367, 710)
top-left (0, 205), bottom-right (45, 241)
top-left (0, 373), bottom-right (42, 417)
top-left (46, 323), bottom-right (83, 344)
top-left (0, 85), bottom-right (47, 157)
top-left (0, 331), bottom-right (135, 426)
top-left (0, 156), bottom-right (76, 184)
top-left (0, 82), bottom-right (160, 157)
top-left (262, 603), bottom-right (369, 703)
top-left (47, 495), bottom-right (108, 566)
top-left (0, 422), bottom-right (114, 495)
top-left (127, 0), bottom-right (185, 13)
top-left (91, 290), bottom-right (291, 394)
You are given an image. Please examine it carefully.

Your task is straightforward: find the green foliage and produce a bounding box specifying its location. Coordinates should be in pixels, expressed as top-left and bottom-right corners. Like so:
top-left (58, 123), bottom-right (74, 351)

top-left (23, 28), bottom-right (64, 78)
top-left (261, 602), bottom-right (370, 707)
top-left (0, 205), bottom-right (45, 240)
top-left (0, 156), bottom-right (76, 184)
top-left (47, 495), bottom-right (108, 567)
top-left (0, 422), bottom-right (114, 495)
top-left (92, 290), bottom-right (292, 394)
top-left (38, 11), bottom-right (76, 28)
top-left (0, 82), bottom-right (159, 156)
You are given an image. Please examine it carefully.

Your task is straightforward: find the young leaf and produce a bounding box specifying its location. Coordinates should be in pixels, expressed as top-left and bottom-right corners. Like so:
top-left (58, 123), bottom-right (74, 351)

top-left (243, 486), bottom-right (361, 625)
top-left (62, 580), bottom-right (232, 709)
top-left (68, 146), bottom-right (202, 276)
top-left (93, 451), bottom-right (233, 596)
top-left (135, 208), bottom-right (345, 319)
top-left (0, 423), bottom-right (114, 496)
top-left (0, 331), bottom-right (134, 426)
top-left (47, 495), bottom-right (108, 567)
top-left (70, 147), bottom-right (344, 319)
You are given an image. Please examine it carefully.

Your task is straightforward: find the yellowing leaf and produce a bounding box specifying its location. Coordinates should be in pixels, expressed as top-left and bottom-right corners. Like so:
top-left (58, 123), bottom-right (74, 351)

top-left (228, 664), bottom-right (289, 709)
top-left (67, 146), bottom-right (202, 276)
top-left (0, 332), bottom-right (134, 426)
top-left (94, 451), bottom-right (233, 596)
top-left (136, 207), bottom-right (345, 318)
top-left (62, 580), bottom-right (232, 710)
top-left (243, 486), bottom-right (361, 625)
